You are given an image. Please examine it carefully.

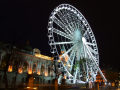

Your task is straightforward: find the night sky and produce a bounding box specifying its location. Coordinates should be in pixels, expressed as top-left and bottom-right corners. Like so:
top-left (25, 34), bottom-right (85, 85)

top-left (0, 0), bottom-right (119, 70)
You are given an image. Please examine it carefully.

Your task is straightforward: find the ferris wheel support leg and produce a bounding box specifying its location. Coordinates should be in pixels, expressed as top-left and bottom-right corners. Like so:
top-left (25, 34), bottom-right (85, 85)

top-left (86, 61), bottom-right (89, 82)
top-left (98, 67), bottom-right (107, 82)
top-left (85, 45), bottom-right (107, 82)
top-left (91, 59), bottom-right (107, 82)
top-left (73, 67), bottom-right (78, 83)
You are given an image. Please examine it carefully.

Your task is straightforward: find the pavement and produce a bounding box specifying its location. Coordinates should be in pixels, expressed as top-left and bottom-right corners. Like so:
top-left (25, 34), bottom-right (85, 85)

top-left (0, 85), bottom-right (120, 90)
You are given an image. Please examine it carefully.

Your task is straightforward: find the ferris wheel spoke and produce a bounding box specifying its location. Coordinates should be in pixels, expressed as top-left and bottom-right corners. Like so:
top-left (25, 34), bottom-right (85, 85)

top-left (65, 12), bottom-right (77, 33)
top-left (85, 44), bottom-right (98, 55)
top-left (73, 67), bottom-right (79, 83)
top-left (86, 46), bottom-right (107, 82)
top-left (57, 11), bottom-right (73, 34)
top-left (88, 53), bottom-right (97, 61)
top-left (85, 45), bottom-right (97, 60)
top-left (83, 44), bottom-right (88, 58)
top-left (52, 16), bottom-right (72, 35)
top-left (72, 21), bottom-right (78, 31)
top-left (69, 13), bottom-right (82, 33)
top-left (83, 30), bottom-right (89, 37)
top-left (52, 28), bottom-right (72, 40)
top-left (85, 42), bottom-right (96, 46)
top-left (67, 49), bottom-right (74, 63)
top-left (70, 51), bottom-right (76, 72)
top-left (85, 45), bottom-right (100, 75)
top-left (76, 21), bottom-right (81, 31)
top-left (61, 10), bottom-right (77, 34)
top-left (61, 61), bottom-right (73, 77)
top-left (66, 49), bottom-right (74, 69)
top-left (71, 18), bottom-right (79, 32)
top-left (49, 41), bottom-right (74, 45)
top-left (60, 44), bottom-right (76, 58)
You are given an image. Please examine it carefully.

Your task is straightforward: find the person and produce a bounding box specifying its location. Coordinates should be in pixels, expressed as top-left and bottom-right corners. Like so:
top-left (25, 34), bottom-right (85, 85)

top-left (89, 81), bottom-right (92, 88)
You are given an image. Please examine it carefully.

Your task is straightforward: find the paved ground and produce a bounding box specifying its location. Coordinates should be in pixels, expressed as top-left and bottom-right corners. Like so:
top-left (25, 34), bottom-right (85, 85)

top-left (0, 85), bottom-right (120, 90)
top-left (99, 86), bottom-right (120, 90)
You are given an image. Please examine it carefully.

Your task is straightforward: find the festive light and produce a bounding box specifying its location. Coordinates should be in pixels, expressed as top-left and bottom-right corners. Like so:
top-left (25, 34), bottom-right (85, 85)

top-left (35, 54), bottom-right (53, 60)
top-left (59, 54), bottom-right (69, 62)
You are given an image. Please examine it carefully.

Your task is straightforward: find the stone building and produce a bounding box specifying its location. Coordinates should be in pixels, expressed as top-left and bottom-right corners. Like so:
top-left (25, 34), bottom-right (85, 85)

top-left (0, 47), bottom-right (55, 88)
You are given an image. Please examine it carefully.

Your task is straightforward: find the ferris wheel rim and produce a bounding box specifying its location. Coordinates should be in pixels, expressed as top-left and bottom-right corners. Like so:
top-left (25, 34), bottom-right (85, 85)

top-left (48, 4), bottom-right (99, 83)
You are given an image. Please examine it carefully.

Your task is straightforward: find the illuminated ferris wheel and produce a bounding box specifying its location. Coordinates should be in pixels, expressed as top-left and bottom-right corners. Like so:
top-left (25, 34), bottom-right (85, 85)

top-left (48, 4), bottom-right (106, 84)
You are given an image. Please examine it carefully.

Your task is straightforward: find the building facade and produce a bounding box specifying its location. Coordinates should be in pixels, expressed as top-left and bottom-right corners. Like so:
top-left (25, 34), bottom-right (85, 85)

top-left (0, 47), bottom-right (55, 88)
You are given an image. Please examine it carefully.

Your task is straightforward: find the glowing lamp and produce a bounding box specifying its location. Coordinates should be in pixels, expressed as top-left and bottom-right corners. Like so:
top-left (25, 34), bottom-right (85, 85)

top-left (44, 70), bottom-right (48, 77)
top-left (67, 64), bottom-right (71, 67)
top-left (28, 68), bottom-right (32, 74)
top-left (18, 67), bottom-right (23, 74)
top-left (37, 69), bottom-right (40, 75)
top-left (45, 72), bottom-right (48, 76)
top-left (65, 55), bottom-right (68, 62)
top-left (58, 60), bottom-right (61, 62)
top-left (64, 75), bottom-right (66, 79)
top-left (61, 51), bottom-right (64, 54)
top-left (8, 65), bottom-right (12, 72)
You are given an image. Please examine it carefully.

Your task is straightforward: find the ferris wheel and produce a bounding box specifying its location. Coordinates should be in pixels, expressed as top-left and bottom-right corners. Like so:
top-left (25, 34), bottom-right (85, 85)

top-left (48, 4), bottom-right (106, 84)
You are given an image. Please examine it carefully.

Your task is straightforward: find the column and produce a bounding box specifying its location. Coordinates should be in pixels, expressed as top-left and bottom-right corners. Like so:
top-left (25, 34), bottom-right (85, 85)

top-left (44, 63), bottom-right (48, 77)
top-left (27, 60), bottom-right (33, 74)
top-left (37, 62), bottom-right (41, 75)
top-left (18, 62), bottom-right (23, 74)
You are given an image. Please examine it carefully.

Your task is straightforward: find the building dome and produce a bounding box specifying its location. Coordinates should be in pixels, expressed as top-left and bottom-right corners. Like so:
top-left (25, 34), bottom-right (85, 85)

top-left (33, 48), bottom-right (40, 55)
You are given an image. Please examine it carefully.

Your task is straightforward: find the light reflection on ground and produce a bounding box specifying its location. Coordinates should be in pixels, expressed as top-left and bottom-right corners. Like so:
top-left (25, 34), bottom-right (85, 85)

top-left (21, 86), bottom-right (120, 90)
top-left (117, 87), bottom-right (120, 90)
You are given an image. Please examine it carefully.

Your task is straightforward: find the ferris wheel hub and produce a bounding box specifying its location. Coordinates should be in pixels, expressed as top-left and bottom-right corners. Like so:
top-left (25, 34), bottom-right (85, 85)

top-left (82, 37), bottom-right (86, 43)
top-left (73, 29), bottom-right (82, 42)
